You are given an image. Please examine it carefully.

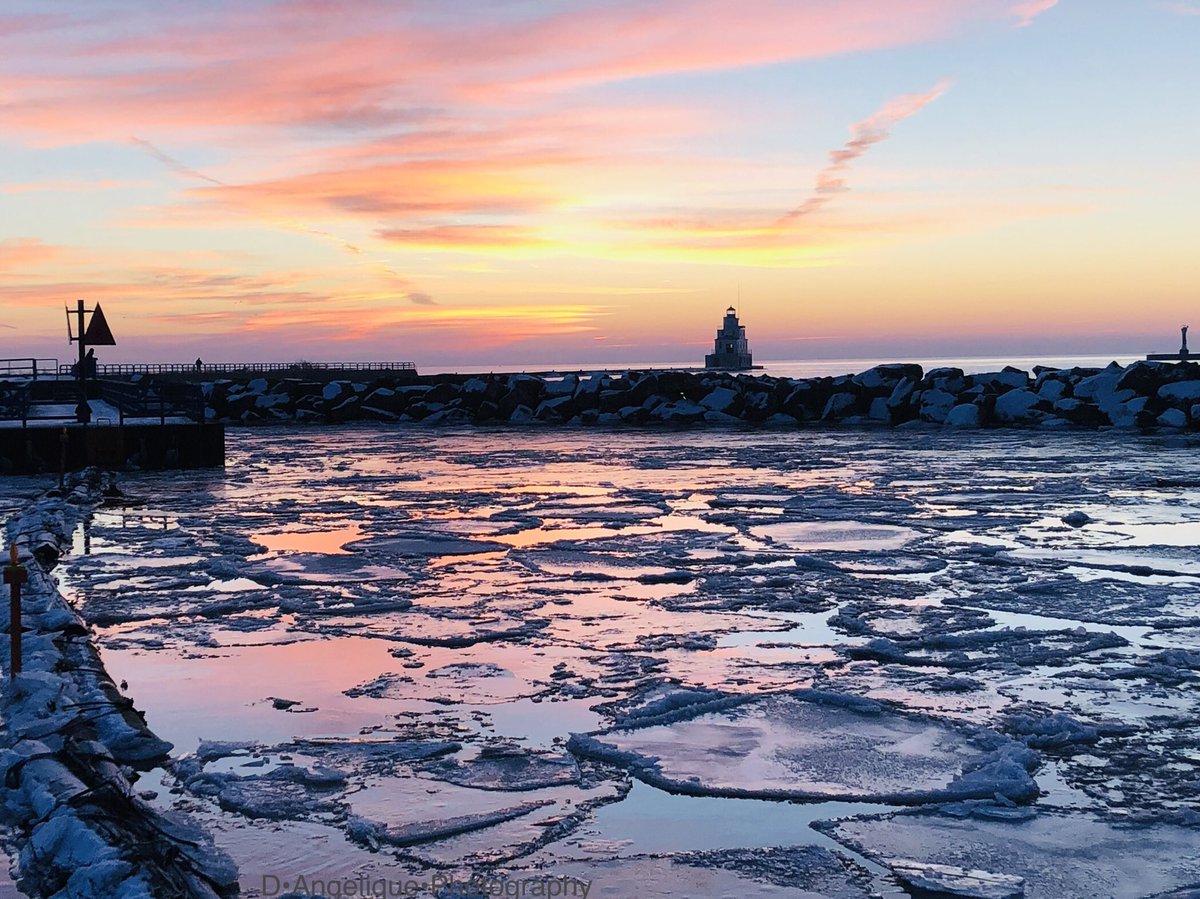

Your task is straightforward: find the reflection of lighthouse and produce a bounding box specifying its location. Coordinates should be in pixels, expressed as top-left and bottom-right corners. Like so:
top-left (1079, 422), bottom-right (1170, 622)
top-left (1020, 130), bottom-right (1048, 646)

top-left (705, 306), bottom-right (753, 370)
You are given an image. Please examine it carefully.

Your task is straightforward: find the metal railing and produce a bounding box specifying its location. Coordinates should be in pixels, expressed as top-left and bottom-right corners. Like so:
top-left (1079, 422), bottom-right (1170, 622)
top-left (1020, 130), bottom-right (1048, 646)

top-left (59, 361), bottom-right (416, 377)
top-left (0, 376), bottom-right (204, 426)
top-left (98, 379), bottom-right (206, 425)
top-left (0, 358), bottom-right (59, 380)
top-left (0, 381), bottom-right (33, 426)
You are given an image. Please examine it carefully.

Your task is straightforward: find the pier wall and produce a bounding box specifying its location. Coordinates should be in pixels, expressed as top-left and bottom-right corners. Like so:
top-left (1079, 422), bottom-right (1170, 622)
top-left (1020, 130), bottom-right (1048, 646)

top-left (0, 422), bottom-right (224, 475)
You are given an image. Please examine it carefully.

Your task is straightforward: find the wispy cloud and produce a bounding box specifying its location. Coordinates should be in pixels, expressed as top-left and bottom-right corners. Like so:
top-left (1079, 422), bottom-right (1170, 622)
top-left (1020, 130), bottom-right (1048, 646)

top-left (1011, 0), bottom-right (1058, 27)
top-left (777, 78), bottom-right (953, 227)
top-left (0, 238), bottom-right (61, 270)
top-left (1158, 1), bottom-right (1200, 14)
top-left (377, 224), bottom-right (550, 252)
top-left (130, 137), bottom-right (225, 186)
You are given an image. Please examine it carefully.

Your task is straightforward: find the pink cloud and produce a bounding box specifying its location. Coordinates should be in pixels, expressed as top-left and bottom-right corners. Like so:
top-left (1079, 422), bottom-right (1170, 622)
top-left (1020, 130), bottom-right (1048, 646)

top-left (0, 238), bottom-right (61, 270)
top-left (1011, 0), bottom-right (1058, 27)
top-left (1159, 1), bottom-right (1200, 14)
top-left (778, 78), bottom-right (953, 226)
top-left (470, 0), bottom-right (976, 97)
top-left (0, 1), bottom-right (1015, 142)
top-left (182, 157), bottom-right (567, 221)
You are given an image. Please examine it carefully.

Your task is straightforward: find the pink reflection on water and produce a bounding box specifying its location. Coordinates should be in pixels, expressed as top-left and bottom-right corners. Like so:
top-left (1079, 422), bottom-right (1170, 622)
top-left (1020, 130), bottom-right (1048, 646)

top-left (252, 524), bottom-right (363, 555)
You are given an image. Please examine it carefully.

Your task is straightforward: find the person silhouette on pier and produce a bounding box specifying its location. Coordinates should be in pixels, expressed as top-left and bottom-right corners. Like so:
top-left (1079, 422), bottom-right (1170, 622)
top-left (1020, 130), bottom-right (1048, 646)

top-left (194, 357), bottom-right (203, 373)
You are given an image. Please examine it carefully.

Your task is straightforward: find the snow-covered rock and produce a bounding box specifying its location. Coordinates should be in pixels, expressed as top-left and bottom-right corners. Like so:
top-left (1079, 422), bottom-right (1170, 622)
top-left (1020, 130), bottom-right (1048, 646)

top-left (822, 392), bottom-right (857, 420)
top-left (699, 386), bottom-right (739, 413)
top-left (1158, 408), bottom-right (1188, 428)
top-left (946, 403), bottom-right (981, 428)
top-left (919, 389), bottom-right (958, 424)
top-left (1037, 378), bottom-right (1069, 402)
top-left (1159, 380), bottom-right (1200, 403)
top-left (994, 389), bottom-right (1041, 422)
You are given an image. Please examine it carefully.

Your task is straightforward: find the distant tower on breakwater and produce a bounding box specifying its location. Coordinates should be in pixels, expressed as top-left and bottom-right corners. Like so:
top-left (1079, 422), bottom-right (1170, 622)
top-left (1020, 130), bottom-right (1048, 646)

top-left (705, 306), bottom-right (753, 370)
top-left (1147, 324), bottom-right (1192, 361)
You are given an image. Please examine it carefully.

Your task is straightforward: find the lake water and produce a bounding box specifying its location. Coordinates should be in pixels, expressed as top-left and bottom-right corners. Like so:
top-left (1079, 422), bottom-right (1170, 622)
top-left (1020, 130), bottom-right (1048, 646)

top-left (44, 425), bottom-right (1200, 896)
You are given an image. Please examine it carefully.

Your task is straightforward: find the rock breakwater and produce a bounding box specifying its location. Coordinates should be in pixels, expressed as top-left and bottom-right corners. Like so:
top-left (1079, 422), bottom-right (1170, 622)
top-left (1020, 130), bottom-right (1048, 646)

top-left (199, 360), bottom-right (1200, 430)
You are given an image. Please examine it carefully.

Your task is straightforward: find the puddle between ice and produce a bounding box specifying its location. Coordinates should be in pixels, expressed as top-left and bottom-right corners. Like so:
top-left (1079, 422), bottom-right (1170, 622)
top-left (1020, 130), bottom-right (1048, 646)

top-left (565, 781), bottom-right (895, 884)
top-left (1108, 520), bottom-right (1200, 547)
top-left (750, 521), bottom-right (919, 552)
top-left (717, 609), bottom-right (848, 648)
top-left (969, 606), bottom-right (1152, 647)
top-left (252, 524), bottom-right (364, 555)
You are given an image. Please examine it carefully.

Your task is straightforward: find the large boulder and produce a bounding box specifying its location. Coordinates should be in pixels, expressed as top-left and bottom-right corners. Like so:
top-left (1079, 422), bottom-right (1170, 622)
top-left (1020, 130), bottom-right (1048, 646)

top-left (994, 389), bottom-right (1043, 422)
top-left (699, 386), bottom-right (741, 415)
top-left (543, 375), bottom-right (578, 398)
top-left (740, 388), bottom-right (777, 421)
top-left (922, 367), bottom-right (966, 395)
top-left (1052, 398), bottom-right (1106, 427)
top-left (1073, 364), bottom-right (1128, 405)
top-left (867, 397), bottom-right (891, 422)
top-left (918, 389), bottom-right (957, 424)
top-left (535, 395), bottom-right (575, 422)
top-left (361, 387), bottom-right (408, 415)
top-left (507, 375), bottom-right (545, 407)
top-left (1105, 396), bottom-right (1149, 428)
top-left (822, 392), bottom-right (859, 421)
top-left (853, 364), bottom-right (923, 391)
top-left (945, 403), bottom-right (981, 428)
top-left (782, 380), bottom-right (830, 421)
top-left (1037, 377), bottom-right (1070, 402)
top-left (1158, 408), bottom-right (1188, 428)
top-left (598, 388), bottom-right (632, 413)
top-left (885, 378), bottom-right (919, 421)
top-left (1158, 380), bottom-right (1200, 405)
top-left (653, 399), bottom-right (706, 423)
top-left (968, 367), bottom-right (1029, 392)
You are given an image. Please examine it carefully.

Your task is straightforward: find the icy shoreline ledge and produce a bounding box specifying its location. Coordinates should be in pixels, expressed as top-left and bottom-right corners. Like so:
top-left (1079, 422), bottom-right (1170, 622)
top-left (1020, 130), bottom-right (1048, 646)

top-left (0, 476), bottom-right (236, 898)
top-left (199, 360), bottom-right (1200, 429)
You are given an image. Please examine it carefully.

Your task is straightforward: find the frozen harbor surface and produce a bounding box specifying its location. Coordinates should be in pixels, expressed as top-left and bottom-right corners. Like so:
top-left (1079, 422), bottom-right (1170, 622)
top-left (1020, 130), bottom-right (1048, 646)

top-left (27, 426), bottom-right (1200, 896)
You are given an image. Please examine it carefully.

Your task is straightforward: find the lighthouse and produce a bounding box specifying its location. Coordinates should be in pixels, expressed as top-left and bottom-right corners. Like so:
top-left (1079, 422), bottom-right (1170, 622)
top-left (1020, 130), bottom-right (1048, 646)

top-left (705, 306), bottom-right (753, 370)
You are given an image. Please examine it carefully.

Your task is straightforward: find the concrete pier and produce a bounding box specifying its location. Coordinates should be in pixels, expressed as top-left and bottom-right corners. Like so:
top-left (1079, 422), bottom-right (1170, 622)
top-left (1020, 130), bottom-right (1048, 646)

top-left (0, 421), bottom-right (224, 475)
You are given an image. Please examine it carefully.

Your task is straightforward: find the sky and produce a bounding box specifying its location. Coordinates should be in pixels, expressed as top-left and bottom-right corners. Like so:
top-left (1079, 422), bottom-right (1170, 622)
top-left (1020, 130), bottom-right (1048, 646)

top-left (1, 0), bottom-right (1198, 368)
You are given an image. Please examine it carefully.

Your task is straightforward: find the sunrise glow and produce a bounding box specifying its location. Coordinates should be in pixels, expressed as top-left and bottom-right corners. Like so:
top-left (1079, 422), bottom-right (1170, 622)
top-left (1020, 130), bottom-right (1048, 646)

top-left (1, 1), bottom-right (1197, 366)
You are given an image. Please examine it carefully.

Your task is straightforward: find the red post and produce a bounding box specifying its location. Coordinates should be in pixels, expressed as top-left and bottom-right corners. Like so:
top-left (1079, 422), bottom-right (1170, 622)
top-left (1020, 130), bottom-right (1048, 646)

top-left (3, 543), bottom-right (28, 678)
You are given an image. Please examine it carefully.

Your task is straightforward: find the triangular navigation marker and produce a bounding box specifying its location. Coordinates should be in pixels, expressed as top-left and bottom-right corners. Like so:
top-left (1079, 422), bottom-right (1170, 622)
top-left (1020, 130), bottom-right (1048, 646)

top-left (83, 303), bottom-right (117, 346)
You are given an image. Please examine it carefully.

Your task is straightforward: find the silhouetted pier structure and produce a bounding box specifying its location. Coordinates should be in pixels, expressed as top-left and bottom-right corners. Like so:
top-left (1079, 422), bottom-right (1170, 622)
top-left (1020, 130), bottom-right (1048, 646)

top-left (61, 360), bottom-right (418, 382)
top-left (0, 373), bottom-right (222, 475)
top-left (1147, 326), bottom-right (1192, 362)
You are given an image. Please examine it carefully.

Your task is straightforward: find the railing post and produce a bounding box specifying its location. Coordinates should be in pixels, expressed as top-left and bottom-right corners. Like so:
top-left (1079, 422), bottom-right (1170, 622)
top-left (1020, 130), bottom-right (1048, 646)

top-left (4, 543), bottom-right (28, 679)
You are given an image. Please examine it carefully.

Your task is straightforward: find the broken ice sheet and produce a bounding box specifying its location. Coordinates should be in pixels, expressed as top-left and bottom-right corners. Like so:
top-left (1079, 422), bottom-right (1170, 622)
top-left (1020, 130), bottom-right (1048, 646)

top-left (820, 808), bottom-right (1200, 898)
top-left (570, 691), bottom-right (1039, 804)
